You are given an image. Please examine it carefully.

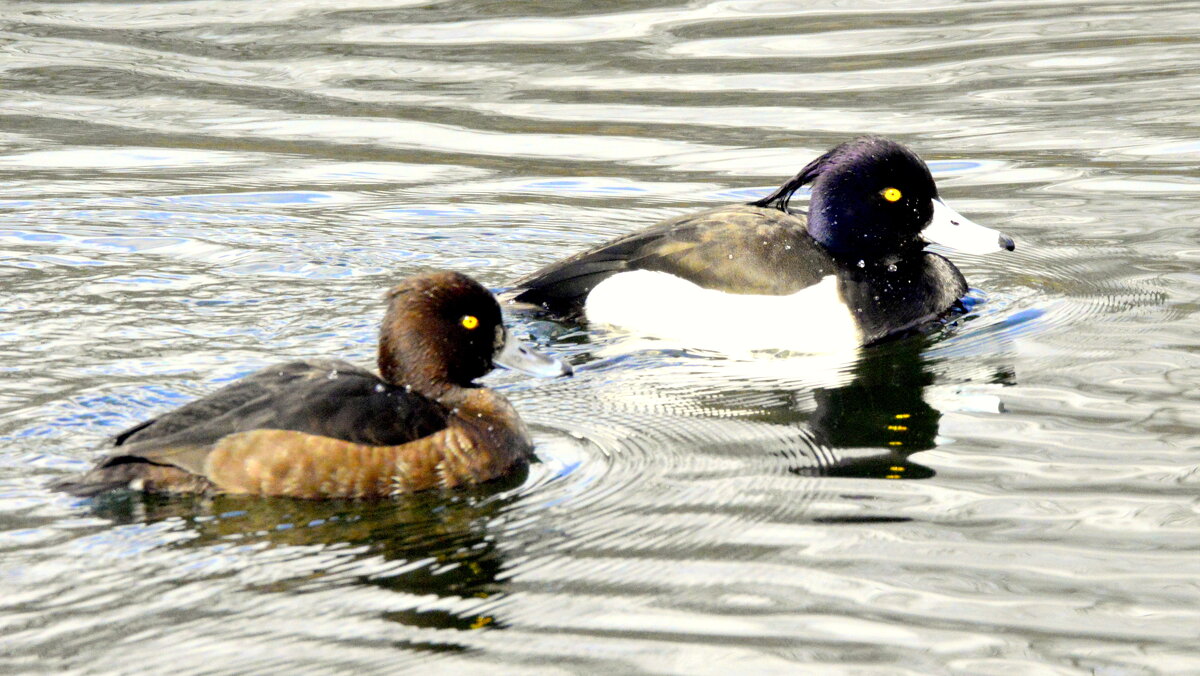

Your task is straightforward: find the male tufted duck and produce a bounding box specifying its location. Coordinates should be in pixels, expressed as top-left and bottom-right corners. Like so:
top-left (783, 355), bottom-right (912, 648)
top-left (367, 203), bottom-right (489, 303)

top-left (509, 136), bottom-right (1015, 352)
top-left (56, 271), bottom-right (572, 499)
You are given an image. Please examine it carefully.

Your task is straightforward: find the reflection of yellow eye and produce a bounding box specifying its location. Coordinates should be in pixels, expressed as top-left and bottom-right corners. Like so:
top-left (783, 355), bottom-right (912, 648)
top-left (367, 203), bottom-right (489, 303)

top-left (883, 188), bottom-right (902, 202)
top-left (460, 315), bottom-right (479, 330)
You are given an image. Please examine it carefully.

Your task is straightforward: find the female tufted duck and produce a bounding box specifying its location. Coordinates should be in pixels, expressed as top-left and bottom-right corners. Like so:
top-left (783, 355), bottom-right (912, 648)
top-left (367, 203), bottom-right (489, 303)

top-left (56, 271), bottom-right (572, 499)
top-left (509, 136), bottom-right (1015, 352)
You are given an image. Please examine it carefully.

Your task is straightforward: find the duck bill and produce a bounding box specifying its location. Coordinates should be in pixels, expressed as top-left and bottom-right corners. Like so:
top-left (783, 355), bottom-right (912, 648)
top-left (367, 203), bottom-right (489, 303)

top-left (494, 330), bottom-right (573, 378)
top-left (922, 199), bottom-right (1015, 254)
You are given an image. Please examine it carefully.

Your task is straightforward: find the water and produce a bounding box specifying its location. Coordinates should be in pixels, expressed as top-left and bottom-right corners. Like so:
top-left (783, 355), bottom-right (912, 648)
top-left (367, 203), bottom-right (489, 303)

top-left (2, 0), bottom-right (1198, 672)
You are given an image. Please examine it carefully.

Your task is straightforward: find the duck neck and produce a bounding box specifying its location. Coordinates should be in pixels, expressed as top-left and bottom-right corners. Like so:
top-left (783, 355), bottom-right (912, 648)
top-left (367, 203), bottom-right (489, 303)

top-left (377, 336), bottom-right (464, 404)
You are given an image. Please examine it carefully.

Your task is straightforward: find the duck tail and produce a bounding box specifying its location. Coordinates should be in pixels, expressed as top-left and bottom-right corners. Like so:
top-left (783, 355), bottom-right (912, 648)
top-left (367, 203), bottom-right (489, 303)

top-left (50, 462), bottom-right (146, 498)
top-left (50, 458), bottom-right (207, 497)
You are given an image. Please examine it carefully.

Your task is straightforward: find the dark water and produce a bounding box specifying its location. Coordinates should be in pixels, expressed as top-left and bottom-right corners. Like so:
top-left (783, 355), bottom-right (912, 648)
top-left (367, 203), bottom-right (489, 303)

top-left (2, 0), bottom-right (1199, 672)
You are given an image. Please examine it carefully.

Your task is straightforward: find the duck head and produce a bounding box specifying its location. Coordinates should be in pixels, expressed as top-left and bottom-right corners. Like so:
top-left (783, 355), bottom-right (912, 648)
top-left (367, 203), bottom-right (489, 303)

top-left (378, 271), bottom-right (571, 397)
top-left (753, 136), bottom-right (1015, 261)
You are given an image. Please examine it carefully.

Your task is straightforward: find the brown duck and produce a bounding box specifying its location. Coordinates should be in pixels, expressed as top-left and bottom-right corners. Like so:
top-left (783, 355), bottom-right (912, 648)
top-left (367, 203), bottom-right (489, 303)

top-left (55, 271), bottom-right (572, 499)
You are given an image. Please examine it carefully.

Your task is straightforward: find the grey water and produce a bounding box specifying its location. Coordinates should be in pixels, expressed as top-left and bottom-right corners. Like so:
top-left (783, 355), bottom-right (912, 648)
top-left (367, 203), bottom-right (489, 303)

top-left (2, 0), bottom-right (1198, 673)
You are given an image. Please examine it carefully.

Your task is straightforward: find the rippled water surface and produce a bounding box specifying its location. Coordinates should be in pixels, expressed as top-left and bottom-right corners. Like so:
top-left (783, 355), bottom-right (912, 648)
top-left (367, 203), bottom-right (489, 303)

top-left (2, 0), bottom-right (1199, 673)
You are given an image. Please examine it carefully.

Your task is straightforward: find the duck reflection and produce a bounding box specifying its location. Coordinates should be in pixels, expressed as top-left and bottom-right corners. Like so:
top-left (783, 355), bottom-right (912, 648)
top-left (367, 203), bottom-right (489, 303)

top-left (797, 337), bottom-right (1011, 479)
top-left (562, 330), bottom-right (1013, 481)
top-left (88, 470), bottom-right (527, 648)
top-left (797, 338), bottom-right (943, 479)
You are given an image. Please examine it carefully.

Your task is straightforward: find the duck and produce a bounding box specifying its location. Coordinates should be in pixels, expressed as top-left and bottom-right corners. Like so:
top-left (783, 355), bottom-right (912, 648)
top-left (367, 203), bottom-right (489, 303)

top-left (55, 270), bottom-right (573, 500)
top-left (508, 136), bottom-right (1015, 352)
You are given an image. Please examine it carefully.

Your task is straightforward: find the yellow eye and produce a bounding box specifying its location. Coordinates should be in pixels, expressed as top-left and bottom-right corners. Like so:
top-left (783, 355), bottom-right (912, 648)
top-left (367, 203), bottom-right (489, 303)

top-left (460, 315), bottom-right (479, 330)
top-left (882, 188), bottom-right (902, 202)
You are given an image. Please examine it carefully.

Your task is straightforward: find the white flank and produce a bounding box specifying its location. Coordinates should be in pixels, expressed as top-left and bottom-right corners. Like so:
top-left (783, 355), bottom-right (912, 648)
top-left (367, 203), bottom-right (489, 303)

top-left (585, 270), bottom-right (863, 354)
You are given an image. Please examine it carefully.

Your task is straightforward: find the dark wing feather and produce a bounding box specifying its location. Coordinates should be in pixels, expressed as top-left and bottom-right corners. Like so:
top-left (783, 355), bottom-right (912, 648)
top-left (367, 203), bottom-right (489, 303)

top-left (57, 359), bottom-right (448, 495)
top-left (112, 359), bottom-right (340, 446)
top-left (510, 205), bottom-right (833, 316)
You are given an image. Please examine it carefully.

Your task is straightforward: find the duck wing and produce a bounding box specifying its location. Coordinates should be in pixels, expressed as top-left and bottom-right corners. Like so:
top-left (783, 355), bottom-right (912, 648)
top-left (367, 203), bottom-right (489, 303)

top-left (111, 359), bottom-right (342, 446)
top-left (56, 359), bottom-right (447, 496)
top-left (509, 205), bottom-right (832, 316)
